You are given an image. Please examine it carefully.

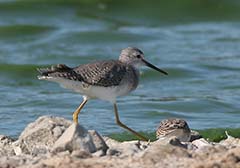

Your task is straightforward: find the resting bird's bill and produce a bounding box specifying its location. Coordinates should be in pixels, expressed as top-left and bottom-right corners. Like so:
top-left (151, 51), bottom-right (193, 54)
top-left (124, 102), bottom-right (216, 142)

top-left (37, 47), bottom-right (168, 141)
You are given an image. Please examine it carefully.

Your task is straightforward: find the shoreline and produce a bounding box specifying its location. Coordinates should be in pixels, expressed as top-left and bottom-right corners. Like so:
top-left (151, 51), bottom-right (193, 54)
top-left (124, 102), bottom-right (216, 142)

top-left (0, 116), bottom-right (239, 168)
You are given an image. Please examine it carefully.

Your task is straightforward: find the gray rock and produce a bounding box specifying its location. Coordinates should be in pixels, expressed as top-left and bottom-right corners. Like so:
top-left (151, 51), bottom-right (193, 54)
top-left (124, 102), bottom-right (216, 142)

top-left (13, 116), bottom-right (71, 155)
top-left (92, 149), bottom-right (106, 157)
top-left (0, 154), bottom-right (43, 168)
top-left (52, 123), bottom-right (96, 153)
top-left (154, 136), bottom-right (188, 149)
top-left (106, 148), bottom-right (120, 156)
top-left (0, 156), bottom-right (22, 168)
top-left (155, 136), bottom-right (200, 150)
top-left (88, 130), bottom-right (108, 153)
top-left (139, 139), bottom-right (190, 167)
top-left (168, 137), bottom-right (188, 148)
top-left (71, 150), bottom-right (92, 158)
top-left (104, 137), bottom-right (149, 157)
top-left (190, 130), bottom-right (202, 142)
top-left (192, 138), bottom-right (212, 149)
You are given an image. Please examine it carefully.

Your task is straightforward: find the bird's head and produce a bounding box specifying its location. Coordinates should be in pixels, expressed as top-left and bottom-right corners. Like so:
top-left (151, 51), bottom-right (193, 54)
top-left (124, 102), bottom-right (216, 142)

top-left (119, 47), bottom-right (168, 75)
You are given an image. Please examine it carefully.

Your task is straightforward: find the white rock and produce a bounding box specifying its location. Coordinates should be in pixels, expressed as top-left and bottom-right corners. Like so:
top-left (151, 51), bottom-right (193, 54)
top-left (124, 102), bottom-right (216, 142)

top-left (219, 131), bottom-right (240, 147)
top-left (13, 116), bottom-right (71, 155)
top-left (0, 135), bottom-right (15, 156)
top-left (105, 138), bottom-right (149, 157)
top-left (88, 130), bottom-right (108, 153)
top-left (192, 138), bottom-right (212, 149)
top-left (52, 123), bottom-right (96, 153)
top-left (154, 136), bottom-right (188, 149)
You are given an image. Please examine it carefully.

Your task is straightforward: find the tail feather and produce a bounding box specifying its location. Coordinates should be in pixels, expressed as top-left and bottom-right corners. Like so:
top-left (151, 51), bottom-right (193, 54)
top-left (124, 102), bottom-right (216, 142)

top-left (37, 64), bottom-right (72, 79)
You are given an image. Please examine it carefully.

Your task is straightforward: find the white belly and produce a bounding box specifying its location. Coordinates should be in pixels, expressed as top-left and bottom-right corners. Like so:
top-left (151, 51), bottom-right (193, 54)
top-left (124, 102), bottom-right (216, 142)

top-left (84, 84), bottom-right (131, 103)
top-left (43, 77), bottom-right (133, 103)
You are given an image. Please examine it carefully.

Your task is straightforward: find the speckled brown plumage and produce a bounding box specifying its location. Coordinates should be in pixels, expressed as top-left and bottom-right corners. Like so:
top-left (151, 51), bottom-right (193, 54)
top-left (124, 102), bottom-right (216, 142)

top-left (156, 118), bottom-right (190, 137)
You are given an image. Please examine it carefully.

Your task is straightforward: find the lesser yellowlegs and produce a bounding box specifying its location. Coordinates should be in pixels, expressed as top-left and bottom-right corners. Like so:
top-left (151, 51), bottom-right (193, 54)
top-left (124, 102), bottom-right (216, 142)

top-left (156, 118), bottom-right (191, 142)
top-left (37, 47), bottom-right (168, 141)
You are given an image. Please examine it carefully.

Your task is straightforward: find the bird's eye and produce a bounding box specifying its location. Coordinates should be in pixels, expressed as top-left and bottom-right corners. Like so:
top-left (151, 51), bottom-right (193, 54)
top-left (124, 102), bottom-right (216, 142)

top-left (136, 55), bottom-right (141, 58)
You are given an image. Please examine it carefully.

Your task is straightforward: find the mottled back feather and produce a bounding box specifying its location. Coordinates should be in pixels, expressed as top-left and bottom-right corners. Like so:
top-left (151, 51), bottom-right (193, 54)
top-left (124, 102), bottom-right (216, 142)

top-left (73, 60), bottom-right (127, 87)
top-left (38, 60), bottom-right (128, 87)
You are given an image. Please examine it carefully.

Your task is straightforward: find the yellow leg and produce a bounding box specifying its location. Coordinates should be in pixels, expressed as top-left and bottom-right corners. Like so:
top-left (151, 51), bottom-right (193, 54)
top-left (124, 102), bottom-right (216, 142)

top-left (113, 103), bottom-right (148, 141)
top-left (73, 97), bottom-right (88, 124)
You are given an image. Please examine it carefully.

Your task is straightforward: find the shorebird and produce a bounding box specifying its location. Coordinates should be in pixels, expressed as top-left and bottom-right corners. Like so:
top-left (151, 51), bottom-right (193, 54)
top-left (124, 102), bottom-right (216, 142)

top-left (156, 118), bottom-right (191, 142)
top-left (37, 47), bottom-right (168, 141)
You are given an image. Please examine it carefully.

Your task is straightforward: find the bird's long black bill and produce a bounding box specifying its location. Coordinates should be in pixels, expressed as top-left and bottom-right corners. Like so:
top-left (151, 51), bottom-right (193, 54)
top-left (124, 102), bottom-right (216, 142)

top-left (142, 59), bottom-right (168, 75)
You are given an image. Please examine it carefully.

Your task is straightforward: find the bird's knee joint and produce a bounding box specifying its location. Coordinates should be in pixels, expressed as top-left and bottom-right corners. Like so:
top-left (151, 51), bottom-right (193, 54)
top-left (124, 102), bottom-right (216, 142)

top-left (116, 120), bottom-right (125, 127)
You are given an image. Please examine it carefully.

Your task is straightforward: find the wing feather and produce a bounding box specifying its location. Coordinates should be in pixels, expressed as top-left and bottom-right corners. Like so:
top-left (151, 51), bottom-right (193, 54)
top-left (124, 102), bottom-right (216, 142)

top-left (37, 60), bottom-right (127, 87)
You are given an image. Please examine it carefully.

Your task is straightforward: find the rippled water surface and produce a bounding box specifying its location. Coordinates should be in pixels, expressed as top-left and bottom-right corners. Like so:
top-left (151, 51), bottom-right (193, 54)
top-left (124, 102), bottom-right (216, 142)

top-left (0, 0), bottom-right (240, 137)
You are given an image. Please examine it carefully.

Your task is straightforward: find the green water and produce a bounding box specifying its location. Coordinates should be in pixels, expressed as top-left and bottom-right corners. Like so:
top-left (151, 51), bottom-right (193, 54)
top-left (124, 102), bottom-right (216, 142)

top-left (0, 0), bottom-right (240, 137)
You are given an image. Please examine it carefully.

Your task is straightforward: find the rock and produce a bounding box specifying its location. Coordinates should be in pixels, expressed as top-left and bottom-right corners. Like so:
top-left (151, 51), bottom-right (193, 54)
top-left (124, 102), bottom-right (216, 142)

top-left (104, 137), bottom-right (122, 156)
top-left (25, 155), bottom-right (117, 168)
top-left (106, 148), bottom-right (120, 156)
top-left (192, 138), bottom-right (212, 149)
top-left (13, 116), bottom-right (71, 155)
top-left (191, 147), bottom-right (240, 168)
top-left (92, 150), bottom-right (106, 157)
top-left (154, 136), bottom-right (192, 150)
top-left (88, 130), bottom-right (108, 153)
top-left (104, 137), bottom-right (149, 157)
top-left (103, 136), bottom-right (121, 147)
top-left (139, 139), bottom-right (191, 167)
top-left (185, 142), bottom-right (198, 150)
top-left (0, 154), bottom-right (43, 168)
top-left (52, 123), bottom-right (96, 153)
top-left (71, 150), bottom-right (92, 158)
top-left (168, 137), bottom-right (188, 148)
top-left (190, 130), bottom-right (202, 142)
top-left (0, 156), bottom-right (22, 168)
top-left (1, 116), bottom-right (240, 168)
top-left (0, 135), bottom-right (15, 156)
top-left (219, 131), bottom-right (240, 148)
